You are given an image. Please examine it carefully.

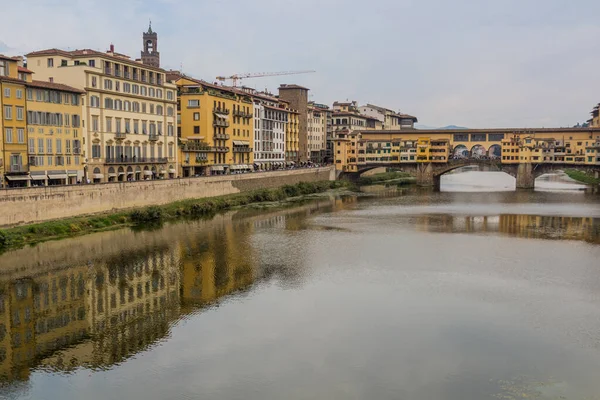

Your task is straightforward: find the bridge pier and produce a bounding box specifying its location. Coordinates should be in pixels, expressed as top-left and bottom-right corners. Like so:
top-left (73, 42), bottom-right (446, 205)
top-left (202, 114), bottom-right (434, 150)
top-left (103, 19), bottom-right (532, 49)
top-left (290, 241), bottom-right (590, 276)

top-left (515, 163), bottom-right (535, 189)
top-left (416, 163), bottom-right (434, 187)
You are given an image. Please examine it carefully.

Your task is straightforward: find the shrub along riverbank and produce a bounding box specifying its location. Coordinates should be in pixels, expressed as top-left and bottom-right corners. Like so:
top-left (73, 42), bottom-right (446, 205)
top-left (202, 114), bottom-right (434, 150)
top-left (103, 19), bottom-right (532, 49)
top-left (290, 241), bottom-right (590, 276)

top-left (564, 169), bottom-right (600, 185)
top-left (357, 171), bottom-right (415, 186)
top-left (0, 180), bottom-right (349, 251)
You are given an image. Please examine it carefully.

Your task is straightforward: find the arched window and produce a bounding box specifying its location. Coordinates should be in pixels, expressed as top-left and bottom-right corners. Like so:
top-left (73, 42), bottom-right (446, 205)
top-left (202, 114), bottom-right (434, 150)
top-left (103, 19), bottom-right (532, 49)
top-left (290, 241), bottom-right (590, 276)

top-left (156, 105), bottom-right (163, 115)
top-left (149, 88), bottom-right (155, 97)
top-left (90, 96), bottom-right (100, 108)
top-left (167, 106), bottom-right (174, 116)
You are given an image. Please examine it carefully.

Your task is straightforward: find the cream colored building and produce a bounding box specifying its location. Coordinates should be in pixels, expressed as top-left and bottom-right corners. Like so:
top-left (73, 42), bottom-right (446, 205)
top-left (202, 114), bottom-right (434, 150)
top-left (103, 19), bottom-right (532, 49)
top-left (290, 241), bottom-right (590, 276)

top-left (359, 103), bottom-right (418, 130)
top-left (307, 104), bottom-right (327, 163)
top-left (26, 44), bottom-right (177, 183)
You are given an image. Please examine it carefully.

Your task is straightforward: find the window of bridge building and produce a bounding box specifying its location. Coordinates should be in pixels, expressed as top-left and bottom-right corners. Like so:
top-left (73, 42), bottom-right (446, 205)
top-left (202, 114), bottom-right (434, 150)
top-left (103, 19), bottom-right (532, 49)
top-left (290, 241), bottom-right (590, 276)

top-left (453, 134), bottom-right (468, 142)
top-left (471, 133), bottom-right (487, 142)
top-left (489, 133), bottom-right (504, 141)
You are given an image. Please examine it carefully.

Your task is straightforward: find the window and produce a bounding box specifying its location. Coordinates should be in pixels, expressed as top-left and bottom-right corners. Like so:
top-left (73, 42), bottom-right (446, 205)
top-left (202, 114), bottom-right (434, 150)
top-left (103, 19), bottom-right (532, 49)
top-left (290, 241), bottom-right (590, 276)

top-left (150, 104), bottom-right (154, 114)
top-left (92, 116), bottom-right (99, 132)
top-left (167, 107), bottom-right (174, 116)
top-left (56, 139), bottom-right (62, 153)
top-left (47, 58), bottom-right (54, 67)
top-left (142, 103), bottom-right (146, 113)
top-left (132, 102), bottom-right (140, 112)
top-left (134, 120), bottom-right (139, 134)
top-left (46, 138), bottom-right (53, 153)
top-left (193, 126), bottom-right (200, 134)
top-left (90, 95), bottom-right (100, 107)
top-left (124, 101), bottom-right (131, 111)
top-left (132, 84), bottom-right (139, 94)
top-left (17, 128), bottom-right (24, 144)
top-left (28, 138), bottom-right (35, 153)
top-left (193, 112), bottom-right (200, 121)
top-left (89, 59), bottom-right (96, 67)
top-left (125, 119), bottom-right (131, 133)
top-left (115, 119), bottom-right (121, 133)
top-left (156, 105), bottom-right (163, 115)
top-left (4, 105), bottom-right (12, 119)
top-left (5, 128), bottom-right (13, 143)
top-left (104, 98), bottom-right (113, 109)
top-left (166, 91), bottom-right (174, 100)
top-left (104, 79), bottom-right (112, 90)
top-left (115, 81), bottom-right (120, 92)
top-left (26, 88), bottom-right (33, 100)
top-left (61, 59), bottom-right (68, 66)
top-left (188, 99), bottom-right (199, 108)
top-left (16, 106), bottom-right (24, 121)
top-left (123, 83), bottom-right (131, 93)
top-left (167, 124), bottom-right (174, 136)
top-left (149, 88), bottom-right (155, 97)
top-left (16, 89), bottom-right (22, 99)
top-left (453, 134), bottom-right (468, 142)
top-left (0, 60), bottom-right (8, 76)
top-left (4, 88), bottom-right (10, 98)
top-left (140, 86), bottom-right (147, 96)
top-left (157, 89), bottom-right (163, 98)
top-left (92, 144), bottom-right (101, 158)
top-left (105, 117), bottom-right (112, 132)
top-left (489, 133), bottom-right (505, 142)
top-left (38, 138), bottom-right (44, 153)
top-left (91, 76), bottom-right (97, 87)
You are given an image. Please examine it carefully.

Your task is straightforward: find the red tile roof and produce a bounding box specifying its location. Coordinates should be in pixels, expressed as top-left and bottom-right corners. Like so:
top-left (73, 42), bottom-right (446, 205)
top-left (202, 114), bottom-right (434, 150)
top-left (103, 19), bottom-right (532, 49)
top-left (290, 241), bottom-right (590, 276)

top-left (279, 84), bottom-right (310, 91)
top-left (28, 80), bottom-right (85, 94)
top-left (18, 66), bottom-right (34, 74)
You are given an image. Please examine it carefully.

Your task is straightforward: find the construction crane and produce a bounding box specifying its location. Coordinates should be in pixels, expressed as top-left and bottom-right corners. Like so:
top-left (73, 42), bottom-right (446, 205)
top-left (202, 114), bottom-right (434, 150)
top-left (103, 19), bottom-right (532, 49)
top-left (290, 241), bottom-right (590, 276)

top-left (216, 70), bottom-right (315, 87)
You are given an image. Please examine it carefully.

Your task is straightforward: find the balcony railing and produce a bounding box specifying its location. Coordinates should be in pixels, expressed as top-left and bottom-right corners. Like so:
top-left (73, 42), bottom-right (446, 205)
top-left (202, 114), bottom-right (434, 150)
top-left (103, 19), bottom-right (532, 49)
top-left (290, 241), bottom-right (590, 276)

top-left (181, 143), bottom-right (229, 153)
top-left (104, 67), bottom-right (112, 75)
top-left (233, 146), bottom-right (252, 153)
top-left (149, 133), bottom-right (159, 141)
top-left (105, 157), bottom-right (168, 164)
top-left (213, 120), bottom-right (230, 127)
top-left (214, 133), bottom-right (230, 140)
top-left (213, 108), bottom-right (230, 115)
top-left (115, 132), bottom-right (126, 139)
top-left (233, 110), bottom-right (252, 118)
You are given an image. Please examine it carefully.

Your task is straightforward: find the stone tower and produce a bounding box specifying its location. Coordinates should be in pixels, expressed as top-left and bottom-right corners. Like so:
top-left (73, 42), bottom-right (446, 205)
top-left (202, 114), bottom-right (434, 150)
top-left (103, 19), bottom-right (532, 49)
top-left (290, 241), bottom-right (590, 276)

top-left (141, 22), bottom-right (160, 68)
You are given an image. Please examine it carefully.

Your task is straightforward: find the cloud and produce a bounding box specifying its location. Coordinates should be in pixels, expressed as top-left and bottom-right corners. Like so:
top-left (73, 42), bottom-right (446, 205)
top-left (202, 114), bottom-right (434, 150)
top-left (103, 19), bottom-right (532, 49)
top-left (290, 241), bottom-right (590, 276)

top-left (1, 0), bottom-right (599, 128)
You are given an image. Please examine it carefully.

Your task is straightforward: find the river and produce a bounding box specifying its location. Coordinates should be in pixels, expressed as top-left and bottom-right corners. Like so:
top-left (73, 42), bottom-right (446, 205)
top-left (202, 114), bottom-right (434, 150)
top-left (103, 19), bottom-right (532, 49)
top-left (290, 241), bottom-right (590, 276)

top-left (0, 171), bottom-right (599, 400)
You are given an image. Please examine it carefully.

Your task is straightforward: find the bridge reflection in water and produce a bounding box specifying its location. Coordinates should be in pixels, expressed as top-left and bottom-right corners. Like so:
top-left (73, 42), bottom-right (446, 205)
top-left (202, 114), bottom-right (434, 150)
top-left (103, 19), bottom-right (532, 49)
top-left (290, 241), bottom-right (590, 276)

top-left (413, 214), bottom-right (600, 244)
top-left (0, 198), bottom-right (347, 383)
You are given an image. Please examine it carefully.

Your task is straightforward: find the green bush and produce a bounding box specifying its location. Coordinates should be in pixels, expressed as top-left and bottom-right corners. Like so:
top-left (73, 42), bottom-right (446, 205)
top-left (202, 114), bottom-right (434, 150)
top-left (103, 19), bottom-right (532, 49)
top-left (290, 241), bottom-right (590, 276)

top-left (0, 230), bottom-right (8, 247)
top-left (130, 206), bottom-right (163, 223)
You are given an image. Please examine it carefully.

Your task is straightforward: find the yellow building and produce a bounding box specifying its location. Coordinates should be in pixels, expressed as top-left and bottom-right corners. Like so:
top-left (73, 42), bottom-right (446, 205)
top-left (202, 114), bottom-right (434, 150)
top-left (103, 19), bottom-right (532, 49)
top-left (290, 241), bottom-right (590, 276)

top-left (26, 45), bottom-right (178, 183)
top-left (22, 71), bottom-right (86, 185)
top-left (286, 107), bottom-right (300, 162)
top-left (169, 73), bottom-right (253, 176)
top-left (0, 55), bottom-right (28, 187)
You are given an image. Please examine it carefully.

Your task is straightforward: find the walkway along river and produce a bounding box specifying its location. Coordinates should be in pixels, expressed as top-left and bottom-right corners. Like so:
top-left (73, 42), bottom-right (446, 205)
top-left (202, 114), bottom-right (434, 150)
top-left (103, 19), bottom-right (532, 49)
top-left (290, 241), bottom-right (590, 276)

top-left (0, 171), bottom-right (598, 399)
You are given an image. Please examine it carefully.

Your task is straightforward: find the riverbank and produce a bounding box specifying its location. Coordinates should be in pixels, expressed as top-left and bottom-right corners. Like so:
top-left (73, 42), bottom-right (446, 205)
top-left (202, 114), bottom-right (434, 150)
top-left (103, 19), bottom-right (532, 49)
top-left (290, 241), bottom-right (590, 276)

top-left (0, 180), bottom-right (349, 251)
top-left (564, 169), bottom-right (600, 185)
top-left (357, 171), bottom-right (416, 186)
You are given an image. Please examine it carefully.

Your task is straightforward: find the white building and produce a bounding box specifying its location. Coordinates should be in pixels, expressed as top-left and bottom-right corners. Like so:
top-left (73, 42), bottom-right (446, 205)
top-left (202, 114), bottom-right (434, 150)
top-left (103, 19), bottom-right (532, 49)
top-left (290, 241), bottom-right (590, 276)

top-left (251, 91), bottom-right (287, 169)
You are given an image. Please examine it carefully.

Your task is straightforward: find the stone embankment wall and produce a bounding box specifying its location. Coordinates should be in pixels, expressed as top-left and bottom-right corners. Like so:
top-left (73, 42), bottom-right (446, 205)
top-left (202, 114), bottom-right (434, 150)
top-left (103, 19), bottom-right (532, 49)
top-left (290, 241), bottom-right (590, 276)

top-left (0, 167), bottom-right (335, 227)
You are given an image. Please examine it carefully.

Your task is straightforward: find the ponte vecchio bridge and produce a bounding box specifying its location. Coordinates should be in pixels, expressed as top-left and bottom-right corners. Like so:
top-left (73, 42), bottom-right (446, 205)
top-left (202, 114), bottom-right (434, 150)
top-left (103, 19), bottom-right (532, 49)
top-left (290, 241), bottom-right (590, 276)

top-left (334, 127), bottom-right (600, 189)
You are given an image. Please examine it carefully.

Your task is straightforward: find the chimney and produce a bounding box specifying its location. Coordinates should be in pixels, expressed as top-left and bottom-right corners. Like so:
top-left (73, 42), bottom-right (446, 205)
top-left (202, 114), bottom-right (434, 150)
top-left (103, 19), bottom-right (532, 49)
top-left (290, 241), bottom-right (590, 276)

top-left (109, 44), bottom-right (114, 54)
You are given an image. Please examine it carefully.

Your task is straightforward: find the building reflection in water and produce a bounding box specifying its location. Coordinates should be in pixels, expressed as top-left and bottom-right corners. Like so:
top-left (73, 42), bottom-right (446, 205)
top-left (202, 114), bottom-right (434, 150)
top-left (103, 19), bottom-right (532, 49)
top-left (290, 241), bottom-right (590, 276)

top-left (0, 198), bottom-right (341, 384)
top-left (414, 214), bottom-right (600, 244)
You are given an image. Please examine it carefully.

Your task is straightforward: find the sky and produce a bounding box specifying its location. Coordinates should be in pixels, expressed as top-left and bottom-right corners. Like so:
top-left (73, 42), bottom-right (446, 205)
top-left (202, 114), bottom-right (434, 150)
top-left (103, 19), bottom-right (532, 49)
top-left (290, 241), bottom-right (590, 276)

top-left (1, 0), bottom-right (599, 128)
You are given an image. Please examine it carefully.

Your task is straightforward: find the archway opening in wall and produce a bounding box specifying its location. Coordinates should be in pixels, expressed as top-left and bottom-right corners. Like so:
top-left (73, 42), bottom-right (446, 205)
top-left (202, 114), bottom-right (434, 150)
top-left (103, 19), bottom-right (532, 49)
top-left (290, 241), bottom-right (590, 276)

top-left (108, 167), bottom-right (116, 182)
top-left (452, 145), bottom-right (469, 159)
top-left (127, 166), bottom-right (134, 181)
top-left (135, 166), bottom-right (141, 181)
top-left (93, 167), bottom-right (102, 183)
top-left (117, 166), bottom-right (125, 182)
top-left (489, 144), bottom-right (501, 160)
top-left (471, 145), bottom-right (487, 159)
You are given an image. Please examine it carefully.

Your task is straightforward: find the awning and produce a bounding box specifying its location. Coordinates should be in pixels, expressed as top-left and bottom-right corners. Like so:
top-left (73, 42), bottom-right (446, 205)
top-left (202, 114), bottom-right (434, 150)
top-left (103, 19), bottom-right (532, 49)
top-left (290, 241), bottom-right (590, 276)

top-left (93, 173), bottom-right (104, 179)
top-left (159, 170), bottom-right (166, 175)
top-left (30, 172), bottom-right (46, 180)
top-left (6, 175), bottom-right (31, 181)
top-left (230, 165), bottom-right (240, 170)
top-left (67, 170), bottom-right (78, 176)
top-left (233, 140), bottom-right (249, 146)
top-left (127, 171), bottom-right (134, 175)
top-left (48, 173), bottom-right (68, 180)
top-left (143, 171), bottom-right (154, 176)
top-left (214, 112), bottom-right (229, 119)
top-left (168, 168), bottom-right (177, 174)
top-left (118, 172), bottom-right (125, 176)
top-left (212, 166), bottom-right (224, 172)
top-left (108, 173), bottom-right (117, 178)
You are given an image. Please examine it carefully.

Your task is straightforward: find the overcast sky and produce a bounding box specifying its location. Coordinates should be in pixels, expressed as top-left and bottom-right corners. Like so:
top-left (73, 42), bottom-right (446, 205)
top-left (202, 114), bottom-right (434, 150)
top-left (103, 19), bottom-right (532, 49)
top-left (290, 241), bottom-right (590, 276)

top-left (1, 0), bottom-right (599, 128)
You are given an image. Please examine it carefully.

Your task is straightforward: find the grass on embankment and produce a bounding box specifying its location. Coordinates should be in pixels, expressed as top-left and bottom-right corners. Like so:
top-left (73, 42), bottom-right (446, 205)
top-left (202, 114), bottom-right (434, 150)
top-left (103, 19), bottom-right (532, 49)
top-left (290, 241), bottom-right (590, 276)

top-left (0, 180), bottom-right (349, 251)
top-left (564, 169), bottom-right (600, 185)
top-left (357, 171), bottom-right (416, 186)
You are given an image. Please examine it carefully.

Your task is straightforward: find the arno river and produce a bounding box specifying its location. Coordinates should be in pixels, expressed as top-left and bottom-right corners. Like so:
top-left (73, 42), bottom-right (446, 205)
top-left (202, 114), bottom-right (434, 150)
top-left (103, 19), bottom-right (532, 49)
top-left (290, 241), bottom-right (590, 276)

top-left (0, 171), bottom-right (599, 400)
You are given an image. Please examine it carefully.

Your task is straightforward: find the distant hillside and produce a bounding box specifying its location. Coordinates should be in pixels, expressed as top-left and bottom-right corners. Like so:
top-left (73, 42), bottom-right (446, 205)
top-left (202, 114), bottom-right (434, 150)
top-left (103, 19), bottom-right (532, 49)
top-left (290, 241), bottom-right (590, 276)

top-left (415, 124), bottom-right (468, 130)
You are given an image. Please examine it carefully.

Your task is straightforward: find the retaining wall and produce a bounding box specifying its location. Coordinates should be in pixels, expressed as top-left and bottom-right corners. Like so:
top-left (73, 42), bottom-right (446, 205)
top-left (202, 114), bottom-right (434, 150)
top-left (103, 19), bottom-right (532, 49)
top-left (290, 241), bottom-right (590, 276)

top-left (0, 167), bottom-right (335, 227)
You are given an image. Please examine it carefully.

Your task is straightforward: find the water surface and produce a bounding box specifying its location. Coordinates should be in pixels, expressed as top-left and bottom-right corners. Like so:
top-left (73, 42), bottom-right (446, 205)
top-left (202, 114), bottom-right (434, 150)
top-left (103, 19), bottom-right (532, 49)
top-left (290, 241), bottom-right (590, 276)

top-left (0, 172), bottom-right (599, 400)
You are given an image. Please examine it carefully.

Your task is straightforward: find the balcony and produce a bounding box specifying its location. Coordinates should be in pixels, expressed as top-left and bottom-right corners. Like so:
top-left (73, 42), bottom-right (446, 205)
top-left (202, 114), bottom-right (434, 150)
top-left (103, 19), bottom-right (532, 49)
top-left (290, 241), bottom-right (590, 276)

top-left (214, 133), bottom-right (230, 140)
top-left (233, 146), bottom-right (252, 153)
top-left (105, 157), bottom-right (168, 164)
top-left (73, 148), bottom-right (81, 155)
top-left (149, 133), bottom-right (159, 141)
top-left (213, 108), bottom-right (230, 115)
top-left (115, 132), bottom-right (126, 139)
top-left (233, 110), bottom-right (252, 118)
top-left (213, 120), bottom-right (230, 128)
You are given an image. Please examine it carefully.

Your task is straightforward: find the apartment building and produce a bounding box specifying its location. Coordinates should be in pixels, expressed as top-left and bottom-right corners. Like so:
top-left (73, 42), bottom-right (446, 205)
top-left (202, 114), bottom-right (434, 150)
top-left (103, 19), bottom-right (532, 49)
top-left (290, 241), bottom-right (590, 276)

top-left (250, 90), bottom-right (288, 170)
top-left (307, 104), bottom-right (326, 163)
top-left (169, 73), bottom-right (253, 177)
top-left (26, 35), bottom-right (177, 183)
top-left (278, 84), bottom-right (309, 162)
top-left (359, 103), bottom-right (418, 130)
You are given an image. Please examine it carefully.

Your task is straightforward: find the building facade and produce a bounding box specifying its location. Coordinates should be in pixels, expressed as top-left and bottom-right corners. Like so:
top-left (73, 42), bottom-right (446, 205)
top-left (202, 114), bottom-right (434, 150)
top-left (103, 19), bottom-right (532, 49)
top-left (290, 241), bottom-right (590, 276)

top-left (251, 91), bottom-right (288, 170)
top-left (26, 40), bottom-right (177, 183)
top-left (170, 73), bottom-right (253, 177)
top-left (285, 107), bottom-right (300, 163)
top-left (307, 104), bottom-right (326, 163)
top-left (359, 103), bottom-right (418, 130)
top-left (278, 84), bottom-right (309, 162)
